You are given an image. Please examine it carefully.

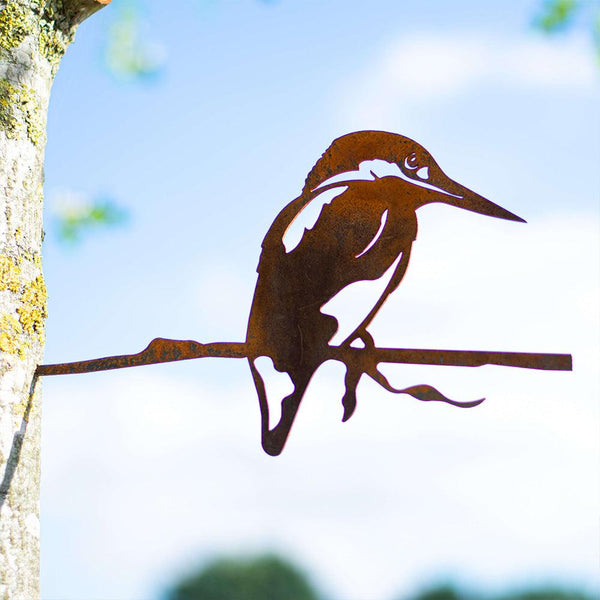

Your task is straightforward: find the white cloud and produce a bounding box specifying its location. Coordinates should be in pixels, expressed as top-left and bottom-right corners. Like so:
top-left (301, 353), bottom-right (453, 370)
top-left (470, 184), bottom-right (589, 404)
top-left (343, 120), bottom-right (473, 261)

top-left (338, 33), bottom-right (598, 126)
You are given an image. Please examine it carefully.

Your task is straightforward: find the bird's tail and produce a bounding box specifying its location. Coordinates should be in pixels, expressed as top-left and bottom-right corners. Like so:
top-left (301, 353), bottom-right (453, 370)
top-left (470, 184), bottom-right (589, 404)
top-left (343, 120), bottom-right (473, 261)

top-left (248, 358), bottom-right (308, 456)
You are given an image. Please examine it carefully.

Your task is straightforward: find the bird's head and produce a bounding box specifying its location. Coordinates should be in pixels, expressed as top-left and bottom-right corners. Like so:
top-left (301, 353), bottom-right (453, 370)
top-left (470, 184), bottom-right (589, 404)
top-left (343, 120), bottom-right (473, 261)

top-left (303, 131), bottom-right (525, 223)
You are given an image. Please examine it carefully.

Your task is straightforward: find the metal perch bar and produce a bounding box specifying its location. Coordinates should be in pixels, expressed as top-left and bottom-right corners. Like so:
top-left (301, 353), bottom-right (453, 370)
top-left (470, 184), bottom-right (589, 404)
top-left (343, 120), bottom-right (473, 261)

top-left (36, 337), bottom-right (572, 377)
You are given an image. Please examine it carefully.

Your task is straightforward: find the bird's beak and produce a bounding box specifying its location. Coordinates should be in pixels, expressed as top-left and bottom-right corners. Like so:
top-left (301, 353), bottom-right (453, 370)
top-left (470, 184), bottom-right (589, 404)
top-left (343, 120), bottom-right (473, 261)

top-left (420, 171), bottom-right (526, 223)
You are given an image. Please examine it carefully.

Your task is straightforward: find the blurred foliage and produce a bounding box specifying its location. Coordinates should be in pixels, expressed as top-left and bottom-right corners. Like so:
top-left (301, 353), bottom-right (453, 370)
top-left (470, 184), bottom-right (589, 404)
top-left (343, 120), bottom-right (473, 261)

top-left (497, 589), bottom-right (598, 600)
top-left (403, 583), bottom-right (598, 600)
top-left (165, 554), bottom-right (321, 600)
top-left (51, 191), bottom-right (129, 245)
top-left (104, 0), bottom-right (166, 82)
top-left (165, 553), bottom-right (598, 600)
top-left (534, 0), bottom-right (581, 32)
top-left (409, 584), bottom-right (464, 600)
top-left (533, 0), bottom-right (600, 62)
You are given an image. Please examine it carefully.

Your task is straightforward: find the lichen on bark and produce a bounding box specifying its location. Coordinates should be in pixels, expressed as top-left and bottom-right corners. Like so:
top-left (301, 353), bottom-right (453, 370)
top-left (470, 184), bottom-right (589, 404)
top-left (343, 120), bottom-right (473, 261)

top-left (38, 20), bottom-right (70, 66)
top-left (0, 79), bottom-right (45, 145)
top-left (0, 253), bottom-right (47, 358)
top-left (0, 255), bottom-right (20, 292)
top-left (0, 2), bottom-right (33, 50)
top-left (18, 273), bottom-right (47, 338)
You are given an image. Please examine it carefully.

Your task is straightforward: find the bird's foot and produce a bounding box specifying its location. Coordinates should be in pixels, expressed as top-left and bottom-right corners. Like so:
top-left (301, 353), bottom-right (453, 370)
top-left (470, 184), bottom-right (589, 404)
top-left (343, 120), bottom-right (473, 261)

top-left (341, 368), bottom-right (359, 422)
top-left (340, 329), bottom-right (383, 422)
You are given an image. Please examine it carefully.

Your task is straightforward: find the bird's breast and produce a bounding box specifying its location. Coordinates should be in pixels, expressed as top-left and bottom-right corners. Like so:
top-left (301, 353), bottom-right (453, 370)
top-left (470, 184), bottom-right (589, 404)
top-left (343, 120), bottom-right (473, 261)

top-left (246, 178), bottom-right (418, 367)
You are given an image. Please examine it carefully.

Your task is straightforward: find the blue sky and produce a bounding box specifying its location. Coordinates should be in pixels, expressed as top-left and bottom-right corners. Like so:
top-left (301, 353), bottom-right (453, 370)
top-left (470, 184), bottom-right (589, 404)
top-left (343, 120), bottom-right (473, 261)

top-left (39, 1), bottom-right (599, 599)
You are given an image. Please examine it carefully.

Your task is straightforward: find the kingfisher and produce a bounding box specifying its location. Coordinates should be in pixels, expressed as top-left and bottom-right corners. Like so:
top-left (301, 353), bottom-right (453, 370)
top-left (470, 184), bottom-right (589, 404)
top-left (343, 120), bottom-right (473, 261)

top-left (246, 131), bottom-right (524, 456)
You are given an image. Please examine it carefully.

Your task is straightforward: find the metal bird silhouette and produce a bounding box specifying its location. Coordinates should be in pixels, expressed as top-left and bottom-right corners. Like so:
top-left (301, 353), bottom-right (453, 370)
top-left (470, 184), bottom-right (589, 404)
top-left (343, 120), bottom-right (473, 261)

top-left (245, 130), bottom-right (526, 455)
top-left (36, 131), bottom-right (572, 456)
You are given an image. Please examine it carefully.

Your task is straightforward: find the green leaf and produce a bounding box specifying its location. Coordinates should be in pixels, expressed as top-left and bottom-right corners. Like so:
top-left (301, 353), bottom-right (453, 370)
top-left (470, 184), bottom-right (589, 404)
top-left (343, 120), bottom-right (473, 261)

top-left (533, 0), bottom-right (581, 33)
top-left (51, 192), bottom-right (129, 245)
top-left (104, 0), bottom-right (166, 82)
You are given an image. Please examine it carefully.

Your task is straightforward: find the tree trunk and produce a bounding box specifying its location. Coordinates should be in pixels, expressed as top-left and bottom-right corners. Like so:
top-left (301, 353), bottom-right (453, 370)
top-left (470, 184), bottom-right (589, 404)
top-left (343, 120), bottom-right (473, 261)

top-left (0, 1), bottom-right (110, 597)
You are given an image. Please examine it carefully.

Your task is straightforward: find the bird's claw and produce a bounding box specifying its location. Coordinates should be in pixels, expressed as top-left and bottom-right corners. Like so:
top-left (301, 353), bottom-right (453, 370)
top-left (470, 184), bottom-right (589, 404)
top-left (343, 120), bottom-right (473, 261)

top-left (339, 329), bottom-right (376, 422)
top-left (341, 362), bottom-right (362, 422)
top-left (341, 385), bottom-right (357, 422)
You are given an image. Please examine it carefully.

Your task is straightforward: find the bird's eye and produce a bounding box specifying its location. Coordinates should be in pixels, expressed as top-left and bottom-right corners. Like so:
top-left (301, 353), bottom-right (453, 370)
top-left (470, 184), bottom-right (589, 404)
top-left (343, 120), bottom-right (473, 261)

top-left (416, 166), bottom-right (429, 179)
top-left (404, 154), bottom-right (419, 170)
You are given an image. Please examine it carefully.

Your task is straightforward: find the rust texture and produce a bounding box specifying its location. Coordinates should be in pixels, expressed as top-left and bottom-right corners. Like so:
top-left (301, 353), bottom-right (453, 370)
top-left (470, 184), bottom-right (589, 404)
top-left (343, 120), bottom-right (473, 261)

top-left (37, 131), bottom-right (573, 456)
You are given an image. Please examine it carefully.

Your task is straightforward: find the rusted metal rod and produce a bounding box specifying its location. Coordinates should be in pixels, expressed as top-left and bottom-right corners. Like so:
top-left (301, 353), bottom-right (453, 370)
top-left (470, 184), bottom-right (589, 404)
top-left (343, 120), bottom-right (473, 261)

top-left (36, 339), bottom-right (246, 376)
top-left (36, 337), bottom-right (572, 377)
top-left (349, 348), bottom-right (573, 371)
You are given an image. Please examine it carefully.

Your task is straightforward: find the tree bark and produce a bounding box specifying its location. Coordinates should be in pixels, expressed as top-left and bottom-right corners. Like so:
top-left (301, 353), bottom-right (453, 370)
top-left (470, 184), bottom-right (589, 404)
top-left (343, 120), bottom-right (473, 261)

top-left (0, 1), bottom-right (110, 597)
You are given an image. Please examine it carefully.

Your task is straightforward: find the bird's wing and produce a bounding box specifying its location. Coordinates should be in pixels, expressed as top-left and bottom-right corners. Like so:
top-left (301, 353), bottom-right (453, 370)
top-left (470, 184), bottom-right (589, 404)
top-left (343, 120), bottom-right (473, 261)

top-left (282, 184), bottom-right (349, 253)
top-left (289, 181), bottom-right (390, 264)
